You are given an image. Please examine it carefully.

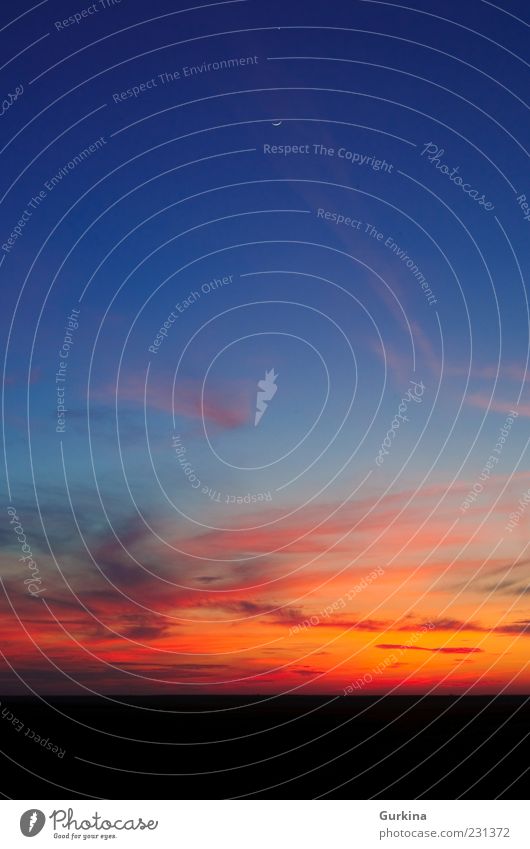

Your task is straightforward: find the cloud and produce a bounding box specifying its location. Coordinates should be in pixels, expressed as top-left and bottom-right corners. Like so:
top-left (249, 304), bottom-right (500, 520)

top-left (492, 620), bottom-right (530, 634)
top-left (117, 616), bottom-right (177, 640)
top-left (193, 598), bottom-right (305, 624)
top-left (307, 618), bottom-right (391, 631)
top-left (403, 618), bottom-right (486, 632)
top-left (179, 484), bottom-right (470, 559)
top-left (423, 617), bottom-right (530, 636)
top-left (93, 373), bottom-right (250, 429)
top-left (291, 667), bottom-right (325, 677)
top-left (376, 644), bottom-right (484, 654)
top-left (465, 393), bottom-right (527, 416)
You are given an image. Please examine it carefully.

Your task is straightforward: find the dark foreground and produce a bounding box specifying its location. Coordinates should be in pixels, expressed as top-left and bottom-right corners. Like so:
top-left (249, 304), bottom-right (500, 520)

top-left (1, 695), bottom-right (528, 799)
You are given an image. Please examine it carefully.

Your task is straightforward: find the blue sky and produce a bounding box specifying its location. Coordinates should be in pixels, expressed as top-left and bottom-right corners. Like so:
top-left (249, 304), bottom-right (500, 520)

top-left (2, 0), bottom-right (530, 694)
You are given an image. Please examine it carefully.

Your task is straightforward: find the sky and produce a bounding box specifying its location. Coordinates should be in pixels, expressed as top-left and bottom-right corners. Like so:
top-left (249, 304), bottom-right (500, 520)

top-left (1, 0), bottom-right (530, 696)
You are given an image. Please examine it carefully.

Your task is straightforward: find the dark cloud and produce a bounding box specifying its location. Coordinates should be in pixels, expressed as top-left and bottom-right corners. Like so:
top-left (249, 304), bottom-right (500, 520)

top-left (376, 644), bottom-right (484, 654)
top-left (422, 618), bottom-right (530, 636)
top-left (493, 620), bottom-right (530, 635)
top-left (310, 618), bottom-right (390, 631)
top-left (291, 667), bottom-right (325, 677)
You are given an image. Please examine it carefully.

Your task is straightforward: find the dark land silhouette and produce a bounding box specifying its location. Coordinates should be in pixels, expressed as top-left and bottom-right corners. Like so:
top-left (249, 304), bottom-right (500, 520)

top-left (2, 695), bottom-right (528, 799)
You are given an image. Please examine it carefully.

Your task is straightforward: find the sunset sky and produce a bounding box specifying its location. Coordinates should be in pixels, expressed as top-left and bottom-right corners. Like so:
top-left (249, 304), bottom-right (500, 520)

top-left (2, 0), bottom-right (530, 696)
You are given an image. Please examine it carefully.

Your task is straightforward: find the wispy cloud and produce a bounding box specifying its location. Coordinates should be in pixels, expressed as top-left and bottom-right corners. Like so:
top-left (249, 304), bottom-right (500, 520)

top-left (376, 644), bottom-right (484, 654)
top-left (93, 373), bottom-right (250, 428)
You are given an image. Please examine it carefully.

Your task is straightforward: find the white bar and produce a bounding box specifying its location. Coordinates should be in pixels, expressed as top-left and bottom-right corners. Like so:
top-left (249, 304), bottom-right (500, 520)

top-left (3, 799), bottom-right (529, 847)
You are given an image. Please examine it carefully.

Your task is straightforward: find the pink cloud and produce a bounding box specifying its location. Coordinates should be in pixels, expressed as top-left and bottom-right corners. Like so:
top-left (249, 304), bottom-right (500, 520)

top-left (465, 393), bottom-right (528, 416)
top-left (94, 374), bottom-right (250, 429)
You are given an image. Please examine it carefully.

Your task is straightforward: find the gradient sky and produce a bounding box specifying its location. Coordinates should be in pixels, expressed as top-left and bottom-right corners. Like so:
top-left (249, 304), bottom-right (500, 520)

top-left (2, 0), bottom-right (530, 696)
